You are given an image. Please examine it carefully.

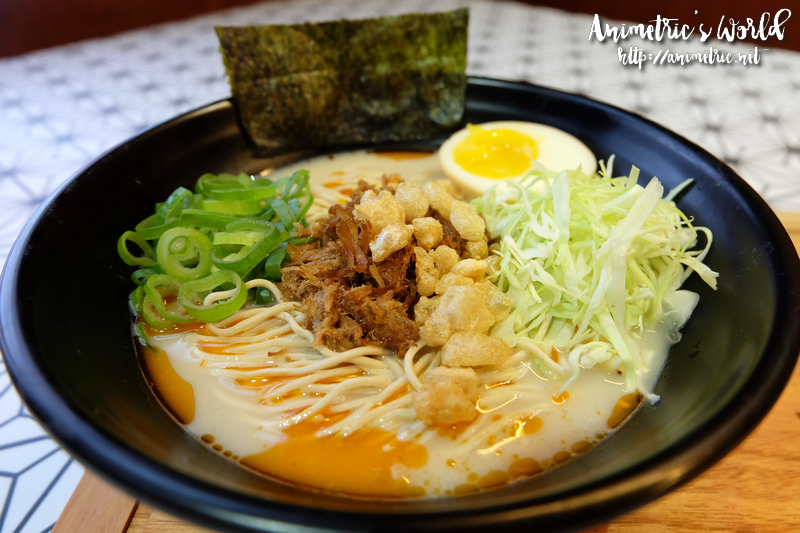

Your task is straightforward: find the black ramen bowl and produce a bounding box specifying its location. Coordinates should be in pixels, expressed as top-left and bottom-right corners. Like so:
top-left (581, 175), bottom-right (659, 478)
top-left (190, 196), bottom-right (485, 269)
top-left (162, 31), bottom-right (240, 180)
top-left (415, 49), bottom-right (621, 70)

top-left (2, 78), bottom-right (799, 532)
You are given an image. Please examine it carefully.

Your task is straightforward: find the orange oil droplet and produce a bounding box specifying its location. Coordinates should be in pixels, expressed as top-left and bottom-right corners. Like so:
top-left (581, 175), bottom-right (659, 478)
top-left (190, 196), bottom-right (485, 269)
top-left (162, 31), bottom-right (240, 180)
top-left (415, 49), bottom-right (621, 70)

top-left (571, 440), bottom-right (592, 454)
top-left (140, 344), bottom-right (195, 424)
top-left (549, 347), bottom-right (559, 361)
top-left (513, 415), bottom-right (543, 436)
top-left (437, 420), bottom-right (473, 440)
top-left (454, 483), bottom-right (480, 495)
top-left (142, 320), bottom-right (204, 336)
top-left (318, 373), bottom-right (359, 385)
top-left (607, 393), bottom-right (642, 429)
top-left (379, 383), bottom-right (411, 405)
top-left (241, 410), bottom-right (428, 498)
top-left (553, 451), bottom-right (572, 465)
top-left (508, 458), bottom-right (543, 479)
top-left (478, 470), bottom-right (509, 489)
top-left (236, 375), bottom-right (293, 391)
top-left (552, 391), bottom-right (570, 404)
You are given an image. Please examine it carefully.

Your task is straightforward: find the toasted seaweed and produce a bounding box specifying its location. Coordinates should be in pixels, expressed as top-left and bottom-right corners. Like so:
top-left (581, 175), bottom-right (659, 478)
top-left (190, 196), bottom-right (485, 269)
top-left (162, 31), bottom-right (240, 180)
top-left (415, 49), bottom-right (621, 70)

top-left (216, 9), bottom-right (468, 156)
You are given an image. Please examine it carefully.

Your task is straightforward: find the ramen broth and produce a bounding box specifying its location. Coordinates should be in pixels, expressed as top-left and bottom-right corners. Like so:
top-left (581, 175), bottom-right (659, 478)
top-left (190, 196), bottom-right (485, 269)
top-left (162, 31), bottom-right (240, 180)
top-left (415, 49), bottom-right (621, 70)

top-left (139, 151), bottom-right (687, 498)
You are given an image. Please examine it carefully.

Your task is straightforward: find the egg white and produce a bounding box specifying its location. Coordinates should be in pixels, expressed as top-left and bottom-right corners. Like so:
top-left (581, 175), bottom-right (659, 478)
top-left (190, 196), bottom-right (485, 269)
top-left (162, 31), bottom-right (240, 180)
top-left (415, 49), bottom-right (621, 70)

top-left (439, 121), bottom-right (598, 196)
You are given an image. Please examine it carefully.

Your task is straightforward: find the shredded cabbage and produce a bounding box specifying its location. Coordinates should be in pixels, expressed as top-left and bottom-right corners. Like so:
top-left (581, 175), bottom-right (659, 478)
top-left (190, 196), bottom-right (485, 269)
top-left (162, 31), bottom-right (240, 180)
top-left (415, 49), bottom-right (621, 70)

top-left (472, 160), bottom-right (718, 402)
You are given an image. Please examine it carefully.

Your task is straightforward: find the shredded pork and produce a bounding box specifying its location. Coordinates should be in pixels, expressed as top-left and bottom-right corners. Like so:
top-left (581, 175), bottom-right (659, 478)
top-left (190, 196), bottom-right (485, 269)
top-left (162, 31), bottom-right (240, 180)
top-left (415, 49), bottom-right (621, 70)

top-left (279, 178), bottom-right (468, 354)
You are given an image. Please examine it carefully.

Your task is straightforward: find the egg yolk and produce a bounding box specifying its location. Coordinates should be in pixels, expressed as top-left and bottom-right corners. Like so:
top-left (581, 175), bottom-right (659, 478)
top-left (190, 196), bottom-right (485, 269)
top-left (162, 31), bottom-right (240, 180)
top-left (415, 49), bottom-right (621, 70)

top-left (453, 124), bottom-right (538, 179)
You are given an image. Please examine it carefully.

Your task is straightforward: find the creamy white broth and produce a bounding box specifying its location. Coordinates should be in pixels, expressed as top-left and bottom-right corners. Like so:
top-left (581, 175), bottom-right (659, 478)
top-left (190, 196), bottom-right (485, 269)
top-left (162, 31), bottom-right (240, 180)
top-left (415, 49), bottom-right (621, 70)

top-left (263, 150), bottom-right (444, 225)
top-left (141, 150), bottom-right (695, 497)
top-left (265, 150), bottom-right (443, 189)
top-left (148, 328), bottom-right (656, 495)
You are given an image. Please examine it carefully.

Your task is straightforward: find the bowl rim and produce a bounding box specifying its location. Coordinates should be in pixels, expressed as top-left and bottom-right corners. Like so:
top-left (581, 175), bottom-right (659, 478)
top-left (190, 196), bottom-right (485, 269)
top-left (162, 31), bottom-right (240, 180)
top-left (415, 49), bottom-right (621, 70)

top-left (2, 76), bottom-right (800, 531)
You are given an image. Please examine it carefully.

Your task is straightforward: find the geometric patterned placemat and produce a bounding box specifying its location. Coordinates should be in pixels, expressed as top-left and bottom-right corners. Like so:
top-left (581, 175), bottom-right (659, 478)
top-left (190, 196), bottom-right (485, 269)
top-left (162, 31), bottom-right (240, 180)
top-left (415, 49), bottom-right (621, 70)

top-left (0, 374), bottom-right (83, 532)
top-left (1, 0), bottom-right (799, 530)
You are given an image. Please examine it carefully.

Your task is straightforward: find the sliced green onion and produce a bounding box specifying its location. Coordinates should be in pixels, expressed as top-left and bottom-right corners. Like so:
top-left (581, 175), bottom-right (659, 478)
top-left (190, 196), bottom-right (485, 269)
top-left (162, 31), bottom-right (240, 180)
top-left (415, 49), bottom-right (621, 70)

top-left (257, 206), bottom-right (276, 222)
top-left (129, 286), bottom-right (146, 314)
top-left (214, 219), bottom-right (278, 247)
top-left (142, 293), bottom-right (176, 329)
top-left (134, 321), bottom-right (151, 346)
top-left (144, 274), bottom-right (194, 324)
top-left (117, 231), bottom-right (156, 267)
top-left (254, 287), bottom-right (277, 306)
top-left (203, 198), bottom-right (264, 215)
top-left (131, 267), bottom-right (161, 286)
top-left (135, 213), bottom-right (182, 240)
top-left (179, 209), bottom-right (241, 230)
top-left (120, 168), bottom-right (313, 323)
top-left (178, 270), bottom-right (247, 322)
top-left (273, 171), bottom-right (313, 224)
top-left (225, 219), bottom-right (276, 233)
top-left (293, 192), bottom-right (314, 224)
top-left (208, 182), bottom-right (277, 201)
top-left (270, 197), bottom-right (296, 226)
top-left (156, 187), bottom-right (194, 224)
top-left (196, 173), bottom-right (248, 195)
top-left (278, 170), bottom-right (310, 199)
top-left (196, 173), bottom-right (281, 201)
top-left (213, 231), bottom-right (267, 247)
top-left (156, 227), bottom-right (213, 281)
top-left (189, 193), bottom-right (204, 210)
top-left (263, 242), bottom-right (288, 280)
top-left (211, 227), bottom-right (285, 279)
top-left (291, 237), bottom-right (319, 245)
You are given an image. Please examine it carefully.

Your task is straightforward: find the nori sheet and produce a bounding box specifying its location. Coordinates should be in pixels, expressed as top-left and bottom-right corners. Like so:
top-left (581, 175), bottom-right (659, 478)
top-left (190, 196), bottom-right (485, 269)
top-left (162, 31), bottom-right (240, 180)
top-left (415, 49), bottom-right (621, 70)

top-left (216, 9), bottom-right (468, 156)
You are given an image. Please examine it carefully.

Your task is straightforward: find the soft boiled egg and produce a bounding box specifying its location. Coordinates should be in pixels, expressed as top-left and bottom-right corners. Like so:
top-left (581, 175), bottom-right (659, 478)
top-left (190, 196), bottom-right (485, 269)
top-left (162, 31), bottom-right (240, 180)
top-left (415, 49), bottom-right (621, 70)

top-left (439, 121), bottom-right (598, 196)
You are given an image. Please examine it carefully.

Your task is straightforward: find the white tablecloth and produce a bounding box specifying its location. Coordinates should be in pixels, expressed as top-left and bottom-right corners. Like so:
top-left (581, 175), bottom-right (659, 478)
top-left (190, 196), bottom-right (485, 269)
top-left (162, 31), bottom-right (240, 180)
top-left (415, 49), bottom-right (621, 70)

top-left (1, 0), bottom-right (799, 530)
